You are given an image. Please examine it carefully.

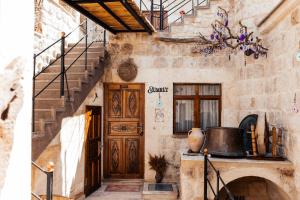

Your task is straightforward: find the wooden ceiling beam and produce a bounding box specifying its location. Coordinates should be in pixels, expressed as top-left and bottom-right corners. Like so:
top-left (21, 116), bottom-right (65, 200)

top-left (96, 0), bottom-right (132, 31)
top-left (63, 0), bottom-right (118, 34)
top-left (71, 0), bottom-right (120, 3)
top-left (119, 0), bottom-right (152, 34)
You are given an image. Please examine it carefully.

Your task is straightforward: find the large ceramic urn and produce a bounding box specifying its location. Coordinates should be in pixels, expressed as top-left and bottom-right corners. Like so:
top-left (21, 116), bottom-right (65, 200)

top-left (188, 128), bottom-right (205, 153)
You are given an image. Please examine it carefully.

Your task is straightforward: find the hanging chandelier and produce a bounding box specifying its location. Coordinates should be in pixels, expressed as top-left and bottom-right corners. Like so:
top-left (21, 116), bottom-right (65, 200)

top-left (195, 7), bottom-right (268, 59)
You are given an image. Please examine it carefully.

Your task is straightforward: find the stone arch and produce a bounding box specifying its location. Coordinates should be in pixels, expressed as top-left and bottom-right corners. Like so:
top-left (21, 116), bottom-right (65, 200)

top-left (208, 167), bottom-right (294, 200)
top-left (219, 176), bottom-right (290, 200)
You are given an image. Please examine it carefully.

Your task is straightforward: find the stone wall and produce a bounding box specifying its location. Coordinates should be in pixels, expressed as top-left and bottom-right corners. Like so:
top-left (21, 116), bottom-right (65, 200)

top-left (234, 1), bottom-right (300, 198)
top-left (31, 0), bottom-right (300, 199)
top-left (34, 0), bottom-right (80, 72)
top-left (0, 0), bottom-right (33, 199)
top-left (180, 155), bottom-right (295, 200)
top-left (219, 176), bottom-right (289, 200)
top-left (104, 33), bottom-right (239, 182)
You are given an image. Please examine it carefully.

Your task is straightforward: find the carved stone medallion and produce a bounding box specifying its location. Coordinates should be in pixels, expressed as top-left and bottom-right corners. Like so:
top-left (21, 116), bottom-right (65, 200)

top-left (117, 58), bottom-right (138, 82)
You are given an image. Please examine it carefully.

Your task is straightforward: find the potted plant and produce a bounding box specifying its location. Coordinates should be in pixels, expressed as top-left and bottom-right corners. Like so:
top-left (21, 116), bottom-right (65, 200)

top-left (148, 154), bottom-right (168, 183)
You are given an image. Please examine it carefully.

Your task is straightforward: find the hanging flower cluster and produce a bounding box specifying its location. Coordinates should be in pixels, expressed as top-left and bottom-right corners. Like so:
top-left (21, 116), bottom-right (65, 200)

top-left (196, 7), bottom-right (268, 59)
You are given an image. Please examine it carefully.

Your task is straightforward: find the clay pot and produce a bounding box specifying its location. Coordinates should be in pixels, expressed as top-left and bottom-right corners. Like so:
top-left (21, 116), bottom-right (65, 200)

top-left (155, 172), bottom-right (163, 183)
top-left (188, 128), bottom-right (205, 153)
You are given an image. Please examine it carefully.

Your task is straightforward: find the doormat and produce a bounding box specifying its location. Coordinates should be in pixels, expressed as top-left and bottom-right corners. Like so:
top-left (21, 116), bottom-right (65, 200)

top-left (105, 184), bottom-right (142, 192)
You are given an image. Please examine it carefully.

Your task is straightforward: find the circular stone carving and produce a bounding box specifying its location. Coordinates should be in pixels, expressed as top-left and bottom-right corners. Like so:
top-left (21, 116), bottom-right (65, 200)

top-left (117, 58), bottom-right (138, 82)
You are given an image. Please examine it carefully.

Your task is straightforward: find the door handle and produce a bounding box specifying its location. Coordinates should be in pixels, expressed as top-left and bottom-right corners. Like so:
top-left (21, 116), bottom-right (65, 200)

top-left (137, 124), bottom-right (144, 136)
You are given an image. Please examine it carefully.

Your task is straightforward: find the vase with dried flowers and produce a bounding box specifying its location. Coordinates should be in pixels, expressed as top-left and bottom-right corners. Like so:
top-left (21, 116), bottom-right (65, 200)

top-left (148, 154), bottom-right (168, 183)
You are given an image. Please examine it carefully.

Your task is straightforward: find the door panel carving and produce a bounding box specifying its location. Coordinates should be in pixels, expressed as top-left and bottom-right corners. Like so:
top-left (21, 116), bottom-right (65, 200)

top-left (109, 122), bottom-right (138, 135)
top-left (125, 139), bottom-right (139, 174)
top-left (109, 90), bottom-right (122, 117)
top-left (124, 90), bottom-right (140, 118)
top-left (104, 84), bottom-right (144, 179)
top-left (108, 139), bottom-right (123, 174)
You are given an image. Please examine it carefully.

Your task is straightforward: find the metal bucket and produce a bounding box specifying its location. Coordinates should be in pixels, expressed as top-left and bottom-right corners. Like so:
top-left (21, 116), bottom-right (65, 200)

top-left (204, 127), bottom-right (245, 157)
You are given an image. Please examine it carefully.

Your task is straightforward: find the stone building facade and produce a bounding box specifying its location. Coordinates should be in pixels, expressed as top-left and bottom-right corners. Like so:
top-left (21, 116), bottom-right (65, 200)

top-left (2, 0), bottom-right (300, 199)
top-left (32, 0), bottom-right (300, 199)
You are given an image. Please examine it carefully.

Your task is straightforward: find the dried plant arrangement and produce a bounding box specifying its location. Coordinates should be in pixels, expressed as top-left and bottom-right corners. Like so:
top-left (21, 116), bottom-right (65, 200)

top-left (148, 154), bottom-right (168, 183)
top-left (194, 7), bottom-right (268, 61)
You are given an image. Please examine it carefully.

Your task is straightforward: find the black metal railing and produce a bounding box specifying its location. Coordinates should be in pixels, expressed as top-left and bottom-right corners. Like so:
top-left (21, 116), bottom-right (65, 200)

top-left (31, 161), bottom-right (54, 200)
top-left (32, 19), bottom-right (106, 132)
top-left (204, 149), bottom-right (235, 200)
top-left (138, 0), bottom-right (208, 30)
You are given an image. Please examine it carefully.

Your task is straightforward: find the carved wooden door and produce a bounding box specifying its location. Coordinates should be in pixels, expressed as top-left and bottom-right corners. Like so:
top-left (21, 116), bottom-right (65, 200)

top-left (85, 106), bottom-right (102, 196)
top-left (104, 83), bottom-right (145, 179)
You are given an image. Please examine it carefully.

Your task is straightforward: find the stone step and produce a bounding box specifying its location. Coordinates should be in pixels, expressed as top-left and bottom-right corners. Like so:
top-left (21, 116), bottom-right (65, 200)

top-left (35, 88), bottom-right (80, 98)
top-left (34, 79), bottom-right (82, 90)
top-left (44, 64), bottom-right (95, 73)
top-left (34, 98), bottom-right (65, 109)
top-left (36, 72), bottom-right (90, 81)
top-left (66, 46), bottom-right (104, 53)
top-left (67, 42), bottom-right (104, 49)
top-left (35, 109), bottom-right (55, 120)
top-left (64, 51), bottom-right (103, 59)
top-left (34, 120), bottom-right (56, 133)
top-left (53, 57), bottom-right (100, 65)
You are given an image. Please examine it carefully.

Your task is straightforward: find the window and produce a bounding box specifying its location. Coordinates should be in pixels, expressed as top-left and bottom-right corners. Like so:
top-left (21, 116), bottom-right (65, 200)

top-left (173, 83), bottom-right (221, 135)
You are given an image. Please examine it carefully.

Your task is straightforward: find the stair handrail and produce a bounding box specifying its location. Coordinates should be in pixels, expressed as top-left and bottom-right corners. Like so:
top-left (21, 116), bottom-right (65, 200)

top-left (34, 20), bottom-right (87, 58)
top-left (31, 161), bottom-right (55, 200)
top-left (138, 0), bottom-right (207, 30)
top-left (32, 19), bottom-right (106, 132)
top-left (204, 149), bottom-right (235, 200)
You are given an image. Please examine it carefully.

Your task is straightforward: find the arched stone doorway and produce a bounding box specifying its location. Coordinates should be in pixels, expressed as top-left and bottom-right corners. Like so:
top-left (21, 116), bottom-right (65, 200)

top-left (219, 176), bottom-right (290, 200)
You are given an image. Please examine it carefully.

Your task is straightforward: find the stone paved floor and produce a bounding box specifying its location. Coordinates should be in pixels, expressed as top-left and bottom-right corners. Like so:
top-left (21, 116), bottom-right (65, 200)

top-left (85, 180), bottom-right (143, 200)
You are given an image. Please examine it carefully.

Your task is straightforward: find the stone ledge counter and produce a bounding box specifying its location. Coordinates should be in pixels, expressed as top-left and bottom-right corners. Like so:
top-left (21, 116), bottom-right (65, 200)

top-left (180, 153), bottom-right (295, 200)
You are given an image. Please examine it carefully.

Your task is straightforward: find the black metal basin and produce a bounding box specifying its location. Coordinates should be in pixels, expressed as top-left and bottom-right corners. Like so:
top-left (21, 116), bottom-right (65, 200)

top-left (204, 127), bottom-right (245, 157)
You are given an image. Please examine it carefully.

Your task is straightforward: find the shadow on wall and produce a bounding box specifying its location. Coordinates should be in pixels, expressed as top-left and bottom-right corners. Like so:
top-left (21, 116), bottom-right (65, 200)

top-left (219, 176), bottom-right (290, 200)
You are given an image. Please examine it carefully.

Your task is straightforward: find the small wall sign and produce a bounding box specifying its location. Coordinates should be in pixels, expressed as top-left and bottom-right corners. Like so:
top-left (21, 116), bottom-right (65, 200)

top-left (296, 51), bottom-right (300, 62)
top-left (148, 86), bottom-right (168, 94)
top-left (155, 108), bottom-right (165, 122)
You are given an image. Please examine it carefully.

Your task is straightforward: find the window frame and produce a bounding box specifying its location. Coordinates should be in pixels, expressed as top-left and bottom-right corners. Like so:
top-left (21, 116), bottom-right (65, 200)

top-left (173, 83), bottom-right (222, 135)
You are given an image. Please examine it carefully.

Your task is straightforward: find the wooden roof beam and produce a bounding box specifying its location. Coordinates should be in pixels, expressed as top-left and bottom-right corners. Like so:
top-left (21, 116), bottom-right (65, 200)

top-left (120, 0), bottom-right (152, 34)
top-left (96, 0), bottom-right (132, 31)
top-left (63, 0), bottom-right (118, 34)
top-left (71, 0), bottom-right (120, 3)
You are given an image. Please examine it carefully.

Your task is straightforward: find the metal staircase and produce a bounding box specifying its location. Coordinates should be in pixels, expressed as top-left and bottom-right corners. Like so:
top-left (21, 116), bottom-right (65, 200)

top-left (32, 20), bottom-right (107, 159)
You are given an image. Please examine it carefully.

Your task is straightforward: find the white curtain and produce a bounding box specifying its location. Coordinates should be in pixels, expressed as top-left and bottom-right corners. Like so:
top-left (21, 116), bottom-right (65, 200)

top-left (174, 85), bottom-right (196, 95)
top-left (200, 100), bottom-right (219, 129)
top-left (175, 100), bottom-right (194, 132)
top-left (200, 84), bottom-right (220, 95)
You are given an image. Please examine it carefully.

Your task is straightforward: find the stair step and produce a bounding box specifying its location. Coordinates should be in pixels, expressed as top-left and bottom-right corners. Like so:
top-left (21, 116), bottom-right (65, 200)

top-left (34, 120), bottom-right (56, 133)
top-left (34, 79), bottom-right (82, 90)
top-left (36, 72), bottom-right (90, 81)
top-left (35, 109), bottom-right (55, 120)
top-left (65, 51), bottom-right (103, 59)
top-left (34, 98), bottom-right (65, 109)
top-left (35, 88), bottom-right (80, 98)
top-left (68, 42), bottom-right (104, 48)
top-left (66, 46), bottom-right (104, 53)
top-left (53, 57), bottom-right (100, 65)
top-left (43, 64), bottom-right (95, 73)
